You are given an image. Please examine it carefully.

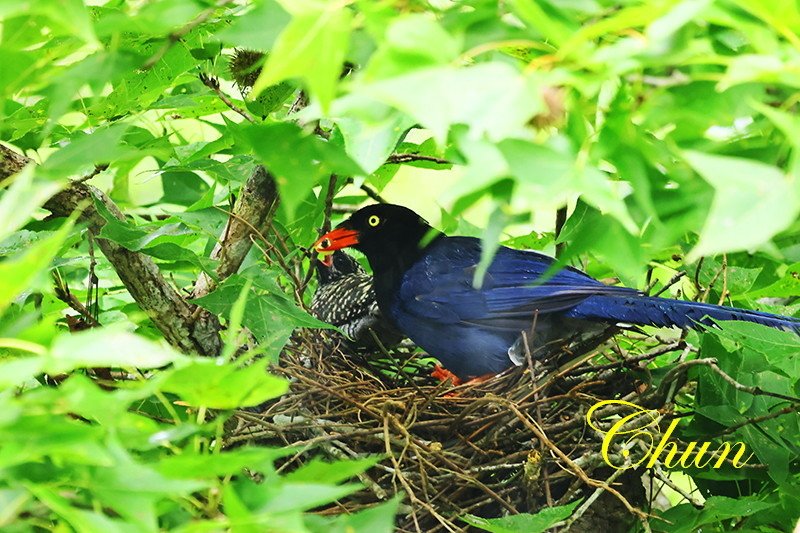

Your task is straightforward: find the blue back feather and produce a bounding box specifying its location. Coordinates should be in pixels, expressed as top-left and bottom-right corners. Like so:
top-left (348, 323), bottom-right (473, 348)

top-left (385, 236), bottom-right (800, 378)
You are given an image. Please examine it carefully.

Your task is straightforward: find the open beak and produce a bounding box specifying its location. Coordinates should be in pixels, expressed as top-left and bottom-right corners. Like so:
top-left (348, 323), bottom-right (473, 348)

top-left (313, 227), bottom-right (360, 266)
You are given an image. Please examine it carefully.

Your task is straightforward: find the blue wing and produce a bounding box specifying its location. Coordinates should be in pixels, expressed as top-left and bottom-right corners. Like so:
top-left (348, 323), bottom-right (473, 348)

top-left (396, 236), bottom-right (639, 331)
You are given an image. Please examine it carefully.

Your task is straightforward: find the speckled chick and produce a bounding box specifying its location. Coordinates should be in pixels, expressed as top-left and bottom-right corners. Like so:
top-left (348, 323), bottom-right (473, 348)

top-left (311, 250), bottom-right (404, 349)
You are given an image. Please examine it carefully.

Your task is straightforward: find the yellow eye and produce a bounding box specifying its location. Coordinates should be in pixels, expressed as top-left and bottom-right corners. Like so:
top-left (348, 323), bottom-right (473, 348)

top-left (368, 215), bottom-right (381, 227)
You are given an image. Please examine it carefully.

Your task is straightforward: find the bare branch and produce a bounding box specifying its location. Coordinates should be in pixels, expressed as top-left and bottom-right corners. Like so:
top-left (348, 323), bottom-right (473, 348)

top-left (0, 144), bottom-right (222, 356)
top-left (0, 144), bottom-right (28, 184)
top-left (321, 175), bottom-right (338, 234)
top-left (555, 207), bottom-right (567, 258)
top-left (198, 73), bottom-right (256, 123)
top-left (386, 153), bottom-right (451, 165)
top-left (52, 271), bottom-right (101, 327)
top-left (360, 183), bottom-right (387, 203)
top-left (192, 165), bottom-right (279, 299)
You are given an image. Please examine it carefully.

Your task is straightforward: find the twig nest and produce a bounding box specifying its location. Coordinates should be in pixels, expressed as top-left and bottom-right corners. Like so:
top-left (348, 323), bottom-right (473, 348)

top-left (226, 329), bottom-right (679, 531)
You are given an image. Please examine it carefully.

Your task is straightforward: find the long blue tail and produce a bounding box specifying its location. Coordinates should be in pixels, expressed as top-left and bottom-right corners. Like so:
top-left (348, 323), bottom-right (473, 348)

top-left (568, 295), bottom-right (800, 333)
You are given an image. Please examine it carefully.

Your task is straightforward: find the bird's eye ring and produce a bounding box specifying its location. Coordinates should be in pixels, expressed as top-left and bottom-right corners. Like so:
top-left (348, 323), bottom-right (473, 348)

top-left (368, 215), bottom-right (381, 227)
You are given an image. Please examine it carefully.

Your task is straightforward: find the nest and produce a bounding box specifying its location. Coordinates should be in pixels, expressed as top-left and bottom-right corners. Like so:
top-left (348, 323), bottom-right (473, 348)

top-left (225, 327), bottom-right (687, 532)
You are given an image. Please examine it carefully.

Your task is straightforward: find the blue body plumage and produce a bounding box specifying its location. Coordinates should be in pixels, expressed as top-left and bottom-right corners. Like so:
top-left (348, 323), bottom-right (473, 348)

top-left (390, 237), bottom-right (799, 378)
top-left (314, 204), bottom-right (800, 380)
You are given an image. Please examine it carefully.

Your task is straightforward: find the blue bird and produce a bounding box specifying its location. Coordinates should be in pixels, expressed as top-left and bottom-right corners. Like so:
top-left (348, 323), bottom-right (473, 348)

top-left (314, 204), bottom-right (800, 383)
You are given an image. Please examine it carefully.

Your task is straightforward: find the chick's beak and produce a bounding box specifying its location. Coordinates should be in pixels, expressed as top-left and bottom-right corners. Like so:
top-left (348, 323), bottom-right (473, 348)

top-left (313, 227), bottom-right (360, 266)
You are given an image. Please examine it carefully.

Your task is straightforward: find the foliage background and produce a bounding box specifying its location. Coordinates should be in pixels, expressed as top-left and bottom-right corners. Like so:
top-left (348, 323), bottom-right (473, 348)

top-left (0, 0), bottom-right (799, 531)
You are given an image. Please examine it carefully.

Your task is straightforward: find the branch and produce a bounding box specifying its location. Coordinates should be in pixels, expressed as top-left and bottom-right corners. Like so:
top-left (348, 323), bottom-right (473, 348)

top-left (0, 144), bottom-right (28, 182)
top-left (647, 357), bottom-right (800, 406)
top-left (500, 400), bottom-right (649, 520)
top-left (332, 203), bottom-right (358, 214)
top-left (198, 73), bottom-right (256, 123)
top-left (52, 272), bottom-right (101, 327)
top-left (555, 207), bottom-right (567, 258)
top-left (191, 165), bottom-right (279, 299)
top-left (321, 175), bottom-right (338, 234)
top-left (386, 153), bottom-right (451, 165)
top-left (360, 183), bottom-right (387, 203)
top-left (0, 144), bottom-right (223, 356)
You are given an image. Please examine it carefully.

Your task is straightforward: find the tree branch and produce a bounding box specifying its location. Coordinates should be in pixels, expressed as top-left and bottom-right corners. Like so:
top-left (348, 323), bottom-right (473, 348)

top-left (198, 73), bottom-right (256, 123)
top-left (1, 143), bottom-right (223, 356)
top-left (0, 144), bottom-right (28, 182)
top-left (191, 165), bottom-right (279, 299)
top-left (386, 153), bottom-right (451, 165)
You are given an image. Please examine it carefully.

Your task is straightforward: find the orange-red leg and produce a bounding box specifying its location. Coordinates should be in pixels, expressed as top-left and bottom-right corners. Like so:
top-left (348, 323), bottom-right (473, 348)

top-left (431, 365), bottom-right (496, 397)
top-left (431, 364), bottom-right (462, 386)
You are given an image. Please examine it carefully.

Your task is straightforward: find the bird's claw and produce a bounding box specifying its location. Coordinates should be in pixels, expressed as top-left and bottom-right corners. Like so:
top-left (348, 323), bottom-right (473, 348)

top-left (431, 365), bottom-right (463, 386)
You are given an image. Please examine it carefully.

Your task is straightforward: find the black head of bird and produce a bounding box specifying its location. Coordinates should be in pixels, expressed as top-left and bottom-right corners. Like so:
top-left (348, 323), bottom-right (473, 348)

top-left (314, 204), bottom-right (436, 272)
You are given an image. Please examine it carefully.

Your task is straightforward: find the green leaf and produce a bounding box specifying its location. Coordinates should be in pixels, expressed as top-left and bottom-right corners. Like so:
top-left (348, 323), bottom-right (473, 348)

top-left (0, 357), bottom-right (43, 389)
top-left (0, 229), bottom-right (48, 257)
top-left (38, 124), bottom-right (134, 179)
top-left (0, 414), bottom-right (112, 469)
top-left (253, 2), bottom-right (352, 110)
top-left (0, 217), bottom-right (74, 314)
top-left (5, 0), bottom-right (99, 44)
top-left (46, 375), bottom-right (161, 429)
top-left (508, 0), bottom-right (574, 45)
top-left (238, 122), bottom-right (362, 219)
top-left (684, 151), bottom-right (800, 262)
top-left (93, 199), bottom-right (216, 271)
top-left (647, 0), bottom-right (713, 44)
top-left (474, 204), bottom-right (528, 289)
top-left (194, 273), bottom-right (333, 361)
top-left (306, 496), bottom-right (400, 533)
top-left (160, 170), bottom-right (211, 206)
top-left (363, 14), bottom-right (462, 79)
top-left (557, 202), bottom-right (646, 284)
top-left (47, 327), bottom-right (184, 373)
top-left (0, 165), bottom-right (65, 240)
top-left (355, 63), bottom-right (547, 144)
top-left (654, 495), bottom-right (774, 533)
top-left (499, 139), bottom-right (637, 233)
top-left (259, 482), bottom-right (363, 514)
top-left (718, 54), bottom-right (800, 90)
top-left (245, 80), bottom-right (296, 117)
top-left (27, 485), bottom-right (139, 533)
top-left (462, 500), bottom-right (581, 533)
top-left (157, 448), bottom-right (291, 479)
top-left (283, 457), bottom-right (381, 484)
top-left (162, 358), bottom-right (288, 409)
top-left (712, 321), bottom-right (800, 378)
top-left (219, 0), bottom-right (291, 50)
top-left (751, 100), bottom-right (800, 159)
top-left (741, 422), bottom-right (792, 484)
top-left (334, 109), bottom-right (415, 174)
top-left (746, 261), bottom-right (800, 299)
top-left (89, 443), bottom-right (207, 529)
top-left (97, 218), bottom-right (188, 250)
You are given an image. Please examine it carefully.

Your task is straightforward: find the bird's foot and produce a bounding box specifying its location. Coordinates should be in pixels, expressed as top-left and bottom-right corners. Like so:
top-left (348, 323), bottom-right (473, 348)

top-left (434, 369), bottom-right (496, 398)
top-left (430, 365), bottom-right (463, 386)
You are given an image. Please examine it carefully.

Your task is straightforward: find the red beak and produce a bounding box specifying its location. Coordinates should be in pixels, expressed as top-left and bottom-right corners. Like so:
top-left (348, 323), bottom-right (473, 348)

top-left (313, 227), bottom-right (360, 266)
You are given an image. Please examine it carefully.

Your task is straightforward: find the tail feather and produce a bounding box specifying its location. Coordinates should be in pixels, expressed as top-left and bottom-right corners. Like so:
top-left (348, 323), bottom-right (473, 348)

top-left (568, 295), bottom-right (800, 333)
